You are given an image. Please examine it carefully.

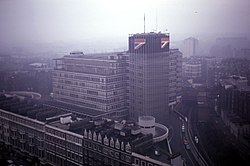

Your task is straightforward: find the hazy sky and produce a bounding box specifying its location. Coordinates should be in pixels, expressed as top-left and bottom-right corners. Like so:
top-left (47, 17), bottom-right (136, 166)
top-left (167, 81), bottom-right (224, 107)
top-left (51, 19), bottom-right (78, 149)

top-left (0, 0), bottom-right (250, 44)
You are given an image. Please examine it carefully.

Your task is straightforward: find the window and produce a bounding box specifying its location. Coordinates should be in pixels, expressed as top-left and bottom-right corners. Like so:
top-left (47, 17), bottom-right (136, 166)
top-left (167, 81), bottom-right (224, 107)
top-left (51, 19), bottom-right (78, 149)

top-left (84, 149), bottom-right (88, 155)
top-left (115, 152), bottom-right (120, 159)
top-left (87, 90), bottom-right (98, 95)
top-left (110, 150), bottom-right (114, 157)
top-left (103, 136), bottom-right (109, 146)
top-left (135, 158), bottom-right (139, 165)
top-left (110, 138), bottom-right (114, 147)
top-left (125, 142), bottom-right (131, 153)
top-left (93, 144), bottom-right (97, 150)
top-left (125, 155), bottom-right (131, 163)
top-left (141, 161), bottom-right (146, 166)
top-left (115, 140), bottom-right (120, 149)
top-left (83, 141), bottom-right (87, 147)
top-left (103, 148), bottom-right (108, 155)
top-left (88, 142), bottom-right (92, 148)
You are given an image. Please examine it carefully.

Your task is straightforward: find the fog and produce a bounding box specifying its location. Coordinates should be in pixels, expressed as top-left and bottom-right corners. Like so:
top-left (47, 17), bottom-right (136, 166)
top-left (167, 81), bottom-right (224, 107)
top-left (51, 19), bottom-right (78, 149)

top-left (0, 0), bottom-right (250, 52)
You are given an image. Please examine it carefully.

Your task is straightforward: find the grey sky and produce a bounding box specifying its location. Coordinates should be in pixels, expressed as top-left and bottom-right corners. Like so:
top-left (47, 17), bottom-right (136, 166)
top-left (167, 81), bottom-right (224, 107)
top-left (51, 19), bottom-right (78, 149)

top-left (0, 0), bottom-right (250, 43)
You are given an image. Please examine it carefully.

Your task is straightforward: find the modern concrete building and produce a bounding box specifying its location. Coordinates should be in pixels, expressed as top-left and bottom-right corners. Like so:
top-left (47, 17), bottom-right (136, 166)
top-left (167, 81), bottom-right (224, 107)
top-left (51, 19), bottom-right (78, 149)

top-left (182, 37), bottom-right (199, 57)
top-left (52, 51), bottom-right (129, 119)
top-left (183, 60), bottom-right (202, 79)
top-left (52, 33), bottom-right (182, 123)
top-left (169, 49), bottom-right (182, 109)
top-left (128, 32), bottom-right (170, 122)
top-left (128, 33), bottom-right (182, 122)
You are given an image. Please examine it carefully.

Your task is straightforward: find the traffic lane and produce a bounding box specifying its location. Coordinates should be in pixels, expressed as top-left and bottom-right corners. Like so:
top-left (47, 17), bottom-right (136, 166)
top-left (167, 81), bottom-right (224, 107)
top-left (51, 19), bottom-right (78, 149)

top-left (168, 111), bottom-right (199, 166)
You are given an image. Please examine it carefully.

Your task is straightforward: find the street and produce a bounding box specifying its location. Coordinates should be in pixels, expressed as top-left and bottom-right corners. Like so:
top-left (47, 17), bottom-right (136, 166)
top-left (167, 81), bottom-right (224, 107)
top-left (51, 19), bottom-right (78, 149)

top-left (168, 110), bottom-right (199, 166)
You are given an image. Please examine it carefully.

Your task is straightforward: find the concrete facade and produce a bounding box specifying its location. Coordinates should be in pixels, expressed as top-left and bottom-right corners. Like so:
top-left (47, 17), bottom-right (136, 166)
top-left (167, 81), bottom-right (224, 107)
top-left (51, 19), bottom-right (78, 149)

top-left (53, 52), bottom-right (129, 119)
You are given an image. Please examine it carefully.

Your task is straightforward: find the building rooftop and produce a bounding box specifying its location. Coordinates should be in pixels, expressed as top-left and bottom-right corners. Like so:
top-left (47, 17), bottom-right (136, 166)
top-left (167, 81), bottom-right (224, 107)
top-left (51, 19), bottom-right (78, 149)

top-left (129, 32), bottom-right (169, 37)
top-left (55, 52), bottom-right (128, 61)
top-left (43, 100), bottom-right (112, 118)
top-left (0, 95), bottom-right (63, 122)
top-left (0, 94), bottom-right (172, 165)
top-left (220, 75), bottom-right (250, 91)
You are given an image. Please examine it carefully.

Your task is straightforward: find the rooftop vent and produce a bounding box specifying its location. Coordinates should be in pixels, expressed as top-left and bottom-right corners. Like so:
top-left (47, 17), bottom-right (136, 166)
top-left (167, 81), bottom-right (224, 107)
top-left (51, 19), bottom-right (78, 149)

top-left (70, 51), bottom-right (84, 56)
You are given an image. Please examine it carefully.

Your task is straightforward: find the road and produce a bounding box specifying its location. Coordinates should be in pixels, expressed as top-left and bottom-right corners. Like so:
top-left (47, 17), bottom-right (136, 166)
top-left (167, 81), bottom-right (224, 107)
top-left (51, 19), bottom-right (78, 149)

top-left (168, 110), bottom-right (199, 166)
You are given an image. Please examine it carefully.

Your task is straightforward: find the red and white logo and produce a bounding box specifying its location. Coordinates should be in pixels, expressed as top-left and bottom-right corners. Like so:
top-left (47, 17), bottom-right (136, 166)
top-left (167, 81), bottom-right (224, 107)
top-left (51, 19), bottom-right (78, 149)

top-left (134, 38), bottom-right (146, 50)
top-left (161, 37), bottom-right (169, 48)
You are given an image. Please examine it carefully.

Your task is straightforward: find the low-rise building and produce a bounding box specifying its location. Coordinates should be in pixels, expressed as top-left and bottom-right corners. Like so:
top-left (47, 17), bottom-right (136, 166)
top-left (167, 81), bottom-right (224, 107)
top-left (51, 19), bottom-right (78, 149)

top-left (0, 94), bottom-right (182, 166)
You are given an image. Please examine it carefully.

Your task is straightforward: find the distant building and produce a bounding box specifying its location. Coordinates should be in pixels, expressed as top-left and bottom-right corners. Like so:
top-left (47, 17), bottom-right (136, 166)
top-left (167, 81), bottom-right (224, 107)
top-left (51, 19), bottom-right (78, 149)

top-left (182, 37), bottom-right (199, 57)
top-left (210, 37), bottom-right (250, 58)
top-left (216, 37), bottom-right (249, 50)
top-left (196, 91), bottom-right (210, 123)
top-left (218, 76), bottom-right (250, 138)
top-left (215, 58), bottom-right (250, 86)
top-left (0, 61), bottom-right (52, 96)
top-left (182, 56), bottom-right (222, 87)
top-left (183, 60), bottom-right (202, 79)
top-left (53, 51), bottom-right (129, 119)
top-left (235, 48), bottom-right (250, 60)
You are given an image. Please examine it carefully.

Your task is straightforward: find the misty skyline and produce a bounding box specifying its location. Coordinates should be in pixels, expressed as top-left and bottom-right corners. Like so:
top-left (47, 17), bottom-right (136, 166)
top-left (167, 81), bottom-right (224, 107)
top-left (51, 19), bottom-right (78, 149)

top-left (0, 0), bottom-right (250, 47)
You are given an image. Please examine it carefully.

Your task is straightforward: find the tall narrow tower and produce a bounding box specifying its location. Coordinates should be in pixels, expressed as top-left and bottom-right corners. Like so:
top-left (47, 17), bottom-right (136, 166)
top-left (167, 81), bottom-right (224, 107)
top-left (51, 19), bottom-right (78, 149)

top-left (129, 32), bottom-right (170, 122)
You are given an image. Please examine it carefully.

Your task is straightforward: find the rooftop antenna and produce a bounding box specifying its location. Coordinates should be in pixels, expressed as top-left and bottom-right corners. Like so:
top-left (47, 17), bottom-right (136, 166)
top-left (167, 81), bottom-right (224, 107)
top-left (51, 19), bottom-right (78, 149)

top-left (144, 13), bottom-right (146, 33)
top-left (155, 9), bottom-right (158, 32)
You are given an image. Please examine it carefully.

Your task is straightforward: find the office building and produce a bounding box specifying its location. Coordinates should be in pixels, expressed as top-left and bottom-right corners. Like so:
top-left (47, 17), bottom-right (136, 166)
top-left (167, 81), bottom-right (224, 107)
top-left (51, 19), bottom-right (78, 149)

top-left (168, 49), bottom-right (182, 109)
top-left (129, 32), bottom-right (170, 122)
top-left (52, 51), bottom-right (129, 119)
top-left (183, 60), bottom-right (202, 79)
top-left (182, 37), bottom-right (199, 57)
top-left (52, 33), bottom-right (182, 122)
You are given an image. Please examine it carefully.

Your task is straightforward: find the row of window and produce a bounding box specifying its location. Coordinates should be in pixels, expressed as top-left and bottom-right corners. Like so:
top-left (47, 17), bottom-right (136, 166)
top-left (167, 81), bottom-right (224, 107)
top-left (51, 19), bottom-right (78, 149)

top-left (53, 71), bottom-right (122, 83)
top-left (46, 151), bottom-right (82, 166)
top-left (55, 86), bottom-right (127, 97)
top-left (83, 134), bottom-right (131, 153)
top-left (0, 111), bottom-right (44, 131)
top-left (45, 128), bottom-right (82, 145)
top-left (54, 89), bottom-right (126, 105)
top-left (0, 122), bottom-right (44, 140)
top-left (84, 148), bottom-right (131, 165)
top-left (134, 157), bottom-right (161, 166)
top-left (0, 133), bottom-right (45, 158)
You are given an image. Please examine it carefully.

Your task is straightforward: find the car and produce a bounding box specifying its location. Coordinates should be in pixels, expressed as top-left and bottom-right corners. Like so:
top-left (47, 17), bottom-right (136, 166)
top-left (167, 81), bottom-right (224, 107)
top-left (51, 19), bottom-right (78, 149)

top-left (179, 117), bottom-right (183, 121)
top-left (183, 136), bottom-right (188, 144)
top-left (7, 160), bottom-right (14, 164)
top-left (185, 144), bottom-right (190, 150)
top-left (154, 150), bottom-right (161, 156)
top-left (181, 125), bottom-right (185, 133)
top-left (194, 136), bottom-right (199, 143)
